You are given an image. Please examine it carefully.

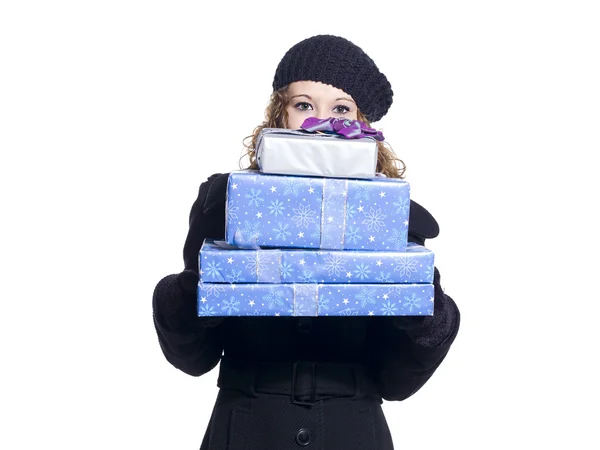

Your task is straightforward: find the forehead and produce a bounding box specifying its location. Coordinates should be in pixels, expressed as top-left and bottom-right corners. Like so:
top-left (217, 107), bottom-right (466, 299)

top-left (287, 80), bottom-right (353, 100)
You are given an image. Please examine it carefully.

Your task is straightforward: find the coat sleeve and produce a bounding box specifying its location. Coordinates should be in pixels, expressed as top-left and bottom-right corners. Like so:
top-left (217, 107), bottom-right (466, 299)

top-left (367, 200), bottom-right (460, 401)
top-left (152, 173), bottom-right (230, 376)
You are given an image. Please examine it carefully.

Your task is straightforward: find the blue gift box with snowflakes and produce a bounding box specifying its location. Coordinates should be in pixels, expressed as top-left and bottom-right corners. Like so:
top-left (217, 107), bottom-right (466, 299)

top-left (224, 171), bottom-right (411, 251)
top-left (199, 239), bottom-right (435, 284)
top-left (197, 282), bottom-right (434, 317)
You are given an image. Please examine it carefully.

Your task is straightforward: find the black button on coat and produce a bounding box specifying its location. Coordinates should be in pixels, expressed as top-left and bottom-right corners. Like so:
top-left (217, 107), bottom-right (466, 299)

top-left (152, 173), bottom-right (460, 449)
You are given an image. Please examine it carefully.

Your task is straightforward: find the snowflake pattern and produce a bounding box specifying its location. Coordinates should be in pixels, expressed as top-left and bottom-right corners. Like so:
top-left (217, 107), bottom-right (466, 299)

top-left (224, 172), bottom-right (409, 251)
top-left (203, 284), bottom-right (225, 298)
top-left (263, 288), bottom-right (285, 309)
top-left (267, 199), bottom-right (286, 216)
top-left (226, 269), bottom-right (242, 283)
top-left (204, 261), bottom-right (222, 280)
top-left (345, 226), bottom-right (362, 244)
top-left (197, 282), bottom-right (432, 317)
top-left (245, 253), bottom-right (260, 274)
top-left (346, 203), bottom-right (357, 219)
top-left (298, 271), bottom-right (316, 283)
top-left (200, 240), bottom-right (434, 284)
top-left (198, 305), bottom-right (217, 316)
top-left (422, 265), bottom-right (434, 283)
top-left (292, 204), bottom-right (316, 228)
top-left (394, 257), bottom-right (418, 276)
top-left (402, 293), bottom-right (421, 312)
top-left (241, 220), bottom-right (260, 240)
top-left (354, 183), bottom-right (372, 200)
top-left (356, 287), bottom-right (377, 308)
top-left (227, 201), bottom-right (239, 221)
top-left (375, 272), bottom-right (392, 283)
top-left (389, 228), bottom-right (408, 248)
top-left (380, 301), bottom-right (398, 316)
top-left (362, 208), bottom-right (386, 232)
top-left (245, 188), bottom-right (264, 207)
top-left (283, 178), bottom-right (303, 196)
top-left (317, 294), bottom-right (331, 312)
top-left (393, 197), bottom-right (410, 215)
top-left (353, 263), bottom-right (371, 280)
top-left (221, 297), bottom-right (241, 315)
top-left (280, 261), bottom-right (294, 279)
top-left (323, 254), bottom-right (346, 277)
top-left (273, 222), bottom-right (292, 240)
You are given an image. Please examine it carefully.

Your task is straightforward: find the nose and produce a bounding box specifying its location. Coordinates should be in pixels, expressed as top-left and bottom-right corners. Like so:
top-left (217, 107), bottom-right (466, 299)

top-left (311, 106), bottom-right (329, 120)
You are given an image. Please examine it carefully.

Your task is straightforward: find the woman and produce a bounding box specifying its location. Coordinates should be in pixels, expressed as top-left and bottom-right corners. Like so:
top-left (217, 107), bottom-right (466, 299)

top-left (152, 34), bottom-right (460, 450)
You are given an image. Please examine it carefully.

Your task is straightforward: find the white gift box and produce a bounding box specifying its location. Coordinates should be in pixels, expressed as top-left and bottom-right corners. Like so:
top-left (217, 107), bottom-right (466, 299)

top-left (256, 128), bottom-right (378, 179)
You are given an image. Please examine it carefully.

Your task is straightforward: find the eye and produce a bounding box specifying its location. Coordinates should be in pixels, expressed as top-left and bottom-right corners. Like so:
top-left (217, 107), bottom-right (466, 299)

top-left (294, 102), bottom-right (313, 111)
top-left (332, 105), bottom-right (351, 114)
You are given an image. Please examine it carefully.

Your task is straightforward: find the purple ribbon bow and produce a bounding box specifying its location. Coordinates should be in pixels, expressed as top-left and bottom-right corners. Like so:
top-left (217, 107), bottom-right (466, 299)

top-left (300, 117), bottom-right (385, 141)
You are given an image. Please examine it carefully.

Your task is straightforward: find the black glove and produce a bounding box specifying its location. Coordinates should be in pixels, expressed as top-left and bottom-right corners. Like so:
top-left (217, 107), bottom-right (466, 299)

top-left (183, 173), bottom-right (230, 273)
top-left (153, 269), bottom-right (224, 335)
top-left (407, 200), bottom-right (439, 246)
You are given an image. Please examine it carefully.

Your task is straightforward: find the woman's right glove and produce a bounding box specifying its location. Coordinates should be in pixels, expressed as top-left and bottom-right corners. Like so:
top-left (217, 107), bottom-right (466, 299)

top-left (153, 269), bottom-right (224, 336)
top-left (154, 173), bottom-right (231, 334)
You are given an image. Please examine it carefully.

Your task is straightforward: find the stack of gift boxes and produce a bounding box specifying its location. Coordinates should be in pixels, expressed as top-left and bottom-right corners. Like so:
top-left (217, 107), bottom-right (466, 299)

top-left (197, 129), bottom-right (435, 317)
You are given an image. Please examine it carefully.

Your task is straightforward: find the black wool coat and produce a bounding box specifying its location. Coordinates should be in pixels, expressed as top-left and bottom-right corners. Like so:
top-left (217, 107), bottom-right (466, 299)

top-left (153, 173), bottom-right (460, 450)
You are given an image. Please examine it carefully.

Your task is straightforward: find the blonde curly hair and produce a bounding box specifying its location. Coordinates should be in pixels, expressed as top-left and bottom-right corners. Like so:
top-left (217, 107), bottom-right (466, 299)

top-left (240, 87), bottom-right (406, 179)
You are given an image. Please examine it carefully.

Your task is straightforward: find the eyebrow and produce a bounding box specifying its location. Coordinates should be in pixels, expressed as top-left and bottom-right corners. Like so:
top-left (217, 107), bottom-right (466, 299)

top-left (290, 94), bottom-right (356, 104)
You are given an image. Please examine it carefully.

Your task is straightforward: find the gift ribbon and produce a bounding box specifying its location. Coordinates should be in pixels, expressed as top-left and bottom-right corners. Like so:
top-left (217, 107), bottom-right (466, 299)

top-left (256, 250), bottom-right (282, 283)
top-left (320, 178), bottom-right (348, 250)
top-left (300, 117), bottom-right (385, 141)
top-left (292, 284), bottom-right (320, 316)
top-left (232, 229), bottom-right (261, 249)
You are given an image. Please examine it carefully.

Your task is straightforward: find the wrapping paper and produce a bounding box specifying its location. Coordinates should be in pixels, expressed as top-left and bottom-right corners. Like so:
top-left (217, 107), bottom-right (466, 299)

top-left (197, 282), bottom-right (434, 317)
top-left (225, 171), bottom-right (411, 251)
top-left (256, 128), bottom-right (378, 179)
top-left (200, 239), bottom-right (434, 284)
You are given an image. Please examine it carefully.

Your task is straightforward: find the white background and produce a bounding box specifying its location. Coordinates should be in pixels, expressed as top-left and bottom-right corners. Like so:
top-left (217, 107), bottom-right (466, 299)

top-left (1, 1), bottom-right (599, 449)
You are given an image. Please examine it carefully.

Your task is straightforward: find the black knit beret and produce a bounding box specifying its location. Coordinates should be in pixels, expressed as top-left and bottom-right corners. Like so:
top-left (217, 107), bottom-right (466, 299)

top-left (272, 35), bottom-right (393, 123)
